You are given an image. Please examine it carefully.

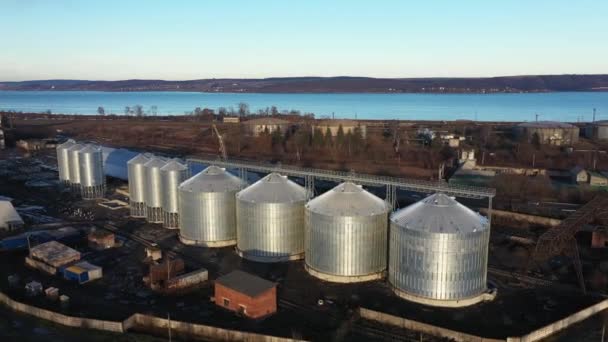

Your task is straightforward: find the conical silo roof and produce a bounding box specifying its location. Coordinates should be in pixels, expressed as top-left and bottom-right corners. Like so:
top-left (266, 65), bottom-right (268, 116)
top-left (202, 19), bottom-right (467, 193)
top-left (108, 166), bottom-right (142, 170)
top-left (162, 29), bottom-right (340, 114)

top-left (391, 193), bottom-right (488, 234)
top-left (57, 139), bottom-right (75, 150)
top-left (128, 153), bottom-right (150, 165)
top-left (179, 165), bottom-right (243, 193)
top-left (78, 144), bottom-right (101, 154)
top-left (306, 182), bottom-right (388, 217)
top-left (237, 172), bottom-right (306, 203)
top-left (160, 159), bottom-right (188, 172)
top-left (144, 157), bottom-right (167, 169)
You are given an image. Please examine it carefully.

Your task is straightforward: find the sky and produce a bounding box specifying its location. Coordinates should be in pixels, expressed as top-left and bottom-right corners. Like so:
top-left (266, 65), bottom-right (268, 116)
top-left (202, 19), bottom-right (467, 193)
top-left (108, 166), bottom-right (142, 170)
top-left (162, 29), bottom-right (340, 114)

top-left (0, 0), bottom-right (607, 81)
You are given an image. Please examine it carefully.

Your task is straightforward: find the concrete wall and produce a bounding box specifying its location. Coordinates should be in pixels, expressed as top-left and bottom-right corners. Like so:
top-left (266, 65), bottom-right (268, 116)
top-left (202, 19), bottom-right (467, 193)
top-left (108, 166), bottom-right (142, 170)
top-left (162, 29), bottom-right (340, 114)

top-left (0, 290), bottom-right (301, 341)
top-left (0, 291), bottom-right (124, 333)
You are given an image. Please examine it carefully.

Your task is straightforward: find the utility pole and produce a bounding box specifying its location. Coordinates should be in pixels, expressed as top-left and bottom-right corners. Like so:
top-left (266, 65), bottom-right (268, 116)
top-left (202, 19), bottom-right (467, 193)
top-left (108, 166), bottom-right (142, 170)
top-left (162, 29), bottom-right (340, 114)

top-left (593, 108), bottom-right (597, 122)
top-left (535, 113), bottom-right (540, 122)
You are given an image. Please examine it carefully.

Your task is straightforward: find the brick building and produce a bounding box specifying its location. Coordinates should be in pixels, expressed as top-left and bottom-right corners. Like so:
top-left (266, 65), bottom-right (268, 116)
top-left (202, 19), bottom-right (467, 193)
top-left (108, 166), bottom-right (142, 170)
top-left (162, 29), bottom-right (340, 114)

top-left (214, 270), bottom-right (277, 319)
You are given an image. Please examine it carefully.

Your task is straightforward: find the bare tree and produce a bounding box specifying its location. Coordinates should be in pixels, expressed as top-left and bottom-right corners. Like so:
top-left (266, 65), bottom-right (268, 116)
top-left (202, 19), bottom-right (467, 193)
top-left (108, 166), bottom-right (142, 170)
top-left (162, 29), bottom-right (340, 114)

top-left (238, 102), bottom-right (249, 117)
top-left (134, 105), bottom-right (144, 117)
top-left (97, 106), bottom-right (105, 116)
top-left (150, 105), bottom-right (158, 116)
top-left (124, 106), bottom-right (131, 116)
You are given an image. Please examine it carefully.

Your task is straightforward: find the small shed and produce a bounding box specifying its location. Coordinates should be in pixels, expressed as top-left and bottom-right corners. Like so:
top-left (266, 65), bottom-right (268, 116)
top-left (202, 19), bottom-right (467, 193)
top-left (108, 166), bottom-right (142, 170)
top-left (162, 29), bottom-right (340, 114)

top-left (570, 166), bottom-right (588, 184)
top-left (87, 229), bottom-right (115, 250)
top-left (0, 200), bottom-right (24, 231)
top-left (214, 270), bottom-right (277, 319)
top-left (62, 261), bottom-right (103, 284)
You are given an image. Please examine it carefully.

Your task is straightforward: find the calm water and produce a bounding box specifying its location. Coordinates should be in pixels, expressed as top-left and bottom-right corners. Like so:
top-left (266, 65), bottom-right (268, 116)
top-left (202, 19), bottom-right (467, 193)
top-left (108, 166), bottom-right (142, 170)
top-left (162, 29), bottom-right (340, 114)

top-left (0, 91), bottom-right (606, 121)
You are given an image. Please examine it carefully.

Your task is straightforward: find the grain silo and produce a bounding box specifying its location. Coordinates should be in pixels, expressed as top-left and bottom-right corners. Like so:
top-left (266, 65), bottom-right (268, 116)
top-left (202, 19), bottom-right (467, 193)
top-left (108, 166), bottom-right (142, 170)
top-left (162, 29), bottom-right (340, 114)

top-left (144, 157), bottom-right (167, 223)
top-left (66, 143), bottom-right (84, 192)
top-left (305, 182), bottom-right (389, 283)
top-left (585, 120), bottom-right (608, 140)
top-left (127, 154), bottom-right (150, 217)
top-left (78, 145), bottom-right (106, 199)
top-left (389, 193), bottom-right (492, 307)
top-left (178, 166), bottom-right (245, 247)
top-left (236, 173), bottom-right (307, 262)
top-left (160, 159), bottom-right (189, 229)
top-left (56, 139), bottom-right (76, 185)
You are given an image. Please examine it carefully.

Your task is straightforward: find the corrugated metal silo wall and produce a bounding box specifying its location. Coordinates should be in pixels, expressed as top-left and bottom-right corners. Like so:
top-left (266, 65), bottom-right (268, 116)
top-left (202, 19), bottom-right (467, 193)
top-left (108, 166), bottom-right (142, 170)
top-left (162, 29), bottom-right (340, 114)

top-left (57, 146), bottom-right (71, 182)
top-left (128, 162), bottom-right (147, 203)
top-left (68, 148), bottom-right (81, 184)
top-left (305, 211), bottom-right (388, 277)
top-left (161, 168), bottom-right (188, 214)
top-left (145, 165), bottom-right (163, 208)
top-left (237, 200), bottom-right (305, 259)
top-left (179, 190), bottom-right (238, 243)
top-left (79, 150), bottom-right (104, 187)
top-left (389, 226), bottom-right (490, 300)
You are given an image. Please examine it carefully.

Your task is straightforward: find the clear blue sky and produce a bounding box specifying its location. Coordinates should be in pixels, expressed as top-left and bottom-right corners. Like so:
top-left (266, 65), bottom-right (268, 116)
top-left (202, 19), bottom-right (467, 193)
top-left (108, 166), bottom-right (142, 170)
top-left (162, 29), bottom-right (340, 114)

top-left (1, 0), bottom-right (606, 81)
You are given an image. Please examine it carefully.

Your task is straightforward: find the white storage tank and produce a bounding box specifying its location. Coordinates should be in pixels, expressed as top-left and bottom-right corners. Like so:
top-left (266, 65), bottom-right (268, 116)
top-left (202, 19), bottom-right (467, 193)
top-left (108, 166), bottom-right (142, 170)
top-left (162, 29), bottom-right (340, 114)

top-left (236, 173), bottom-right (307, 262)
top-left (66, 143), bottom-right (84, 193)
top-left (78, 144), bottom-right (106, 199)
top-left (305, 182), bottom-right (389, 283)
top-left (389, 193), bottom-right (491, 307)
top-left (127, 154), bottom-right (150, 217)
top-left (144, 157), bottom-right (167, 223)
top-left (56, 139), bottom-right (76, 185)
top-left (178, 166), bottom-right (245, 247)
top-left (160, 159), bottom-right (189, 229)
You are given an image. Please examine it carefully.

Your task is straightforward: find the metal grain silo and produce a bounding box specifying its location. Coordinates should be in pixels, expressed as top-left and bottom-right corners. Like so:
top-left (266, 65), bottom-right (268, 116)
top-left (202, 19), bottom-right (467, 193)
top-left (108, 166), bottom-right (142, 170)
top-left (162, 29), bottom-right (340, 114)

top-left (236, 173), bottom-right (307, 262)
top-left (178, 166), bottom-right (245, 247)
top-left (127, 154), bottom-right (150, 217)
top-left (389, 193), bottom-right (491, 307)
top-left (78, 145), bottom-right (106, 199)
top-left (305, 182), bottom-right (389, 283)
top-left (160, 159), bottom-right (189, 229)
top-left (56, 139), bottom-right (75, 185)
top-left (144, 157), bottom-right (167, 223)
top-left (66, 143), bottom-right (84, 192)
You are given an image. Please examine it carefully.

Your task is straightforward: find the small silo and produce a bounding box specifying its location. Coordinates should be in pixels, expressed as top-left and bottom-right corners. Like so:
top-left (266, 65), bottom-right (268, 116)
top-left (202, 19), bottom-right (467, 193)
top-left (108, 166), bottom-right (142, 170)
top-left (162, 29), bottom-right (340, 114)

top-left (144, 157), bottom-right (167, 223)
top-left (127, 154), bottom-right (150, 217)
top-left (178, 166), bottom-right (245, 247)
top-left (78, 145), bottom-right (106, 199)
top-left (160, 159), bottom-right (189, 229)
top-left (236, 173), bottom-right (307, 262)
top-left (56, 139), bottom-right (75, 185)
top-left (305, 182), bottom-right (389, 283)
top-left (389, 193), bottom-right (491, 307)
top-left (66, 143), bottom-right (84, 193)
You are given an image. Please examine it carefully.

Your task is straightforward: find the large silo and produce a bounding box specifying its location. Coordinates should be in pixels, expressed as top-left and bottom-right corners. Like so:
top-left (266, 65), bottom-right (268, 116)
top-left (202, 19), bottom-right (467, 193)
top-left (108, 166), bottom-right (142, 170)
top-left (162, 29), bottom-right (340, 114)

top-left (127, 154), bottom-right (150, 217)
top-left (66, 143), bottom-right (84, 193)
top-left (236, 173), bottom-right (307, 262)
top-left (160, 159), bottom-right (189, 229)
top-left (78, 145), bottom-right (106, 199)
top-left (305, 182), bottom-right (389, 283)
top-left (144, 157), bottom-right (167, 223)
top-left (389, 193), bottom-right (492, 307)
top-left (56, 139), bottom-right (76, 185)
top-left (178, 166), bottom-right (245, 247)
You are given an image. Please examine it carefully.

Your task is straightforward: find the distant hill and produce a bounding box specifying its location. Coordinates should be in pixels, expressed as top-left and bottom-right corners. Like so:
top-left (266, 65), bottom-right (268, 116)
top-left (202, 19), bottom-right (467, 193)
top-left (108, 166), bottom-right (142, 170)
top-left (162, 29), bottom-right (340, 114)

top-left (1, 75), bottom-right (607, 93)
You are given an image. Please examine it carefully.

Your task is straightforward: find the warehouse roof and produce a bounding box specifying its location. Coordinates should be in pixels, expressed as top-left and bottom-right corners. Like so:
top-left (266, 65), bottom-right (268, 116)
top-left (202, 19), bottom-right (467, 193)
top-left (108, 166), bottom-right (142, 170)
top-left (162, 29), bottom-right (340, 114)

top-left (30, 241), bottom-right (81, 267)
top-left (517, 121), bottom-right (576, 129)
top-left (215, 270), bottom-right (275, 297)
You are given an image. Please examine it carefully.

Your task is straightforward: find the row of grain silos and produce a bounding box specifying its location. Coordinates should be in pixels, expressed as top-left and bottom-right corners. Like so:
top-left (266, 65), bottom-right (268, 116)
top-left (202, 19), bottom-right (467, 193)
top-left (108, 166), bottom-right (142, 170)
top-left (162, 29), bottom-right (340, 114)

top-left (56, 140), bottom-right (106, 199)
top-left (126, 154), bottom-right (189, 229)
top-left (126, 161), bottom-right (492, 307)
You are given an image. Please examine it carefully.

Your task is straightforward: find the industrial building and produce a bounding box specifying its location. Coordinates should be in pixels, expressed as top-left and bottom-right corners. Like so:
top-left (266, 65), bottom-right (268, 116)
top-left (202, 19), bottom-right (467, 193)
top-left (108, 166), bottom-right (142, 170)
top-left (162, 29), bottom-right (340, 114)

top-left (515, 121), bottom-right (579, 146)
top-left (160, 159), bottom-right (189, 229)
top-left (236, 173), bottom-right (307, 262)
top-left (56, 139), bottom-right (76, 185)
top-left (388, 193), bottom-right (492, 307)
top-left (214, 270), bottom-right (277, 319)
top-left (87, 229), bottom-right (115, 250)
top-left (78, 144), bottom-right (106, 199)
top-left (178, 166), bottom-right (245, 247)
top-left (244, 117), bottom-right (291, 137)
top-left (304, 182), bottom-right (389, 283)
top-left (26, 241), bottom-right (81, 275)
top-left (584, 120), bottom-right (608, 140)
top-left (61, 261), bottom-right (103, 284)
top-left (312, 119), bottom-right (367, 139)
top-left (66, 143), bottom-right (84, 192)
top-left (127, 153), bottom-right (150, 217)
top-left (144, 157), bottom-right (167, 223)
